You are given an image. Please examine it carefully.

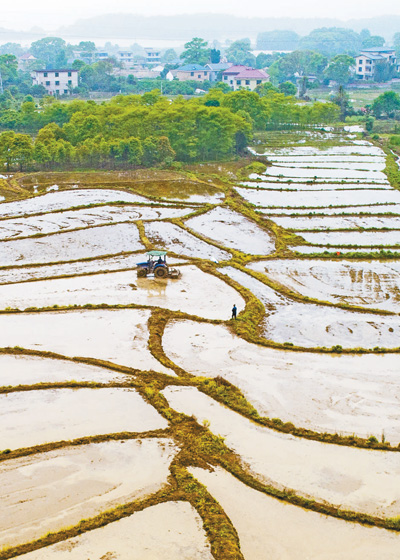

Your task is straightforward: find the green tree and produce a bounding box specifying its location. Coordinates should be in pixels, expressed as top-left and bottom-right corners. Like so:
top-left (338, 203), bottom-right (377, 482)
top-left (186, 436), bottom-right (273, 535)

top-left (372, 91), bottom-right (400, 118)
top-left (362, 35), bottom-right (385, 48)
top-left (255, 82), bottom-right (279, 96)
top-left (269, 50), bottom-right (327, 83)
top-left (394, 32), bottom-right (400, 59)
top-left (0, 43), bottom-right (23, 56)
top-left (30, 37), bottom-right (68, 69)
top-left (324, 55), bottom-right (354, 85)
top-left (255, 53), bottom-right (271, 69)
top-left (299, 27), bottom-right (361, 56)
top-left (0, 54), bottom-right (18, 84)
top-left (180, 38), bottom-right (210, 65)
top-left (331, 86), bottom-right (351, 120)
top-left (374, 61), bottom-right (395, 83)
top-left (210, 49), bottom-right (221, 63)
top-left (278, 81), bottom-right (297, 96)
top-left (0, 131), bottom-right (33, 170)
top-left (225, 39), bottom-right (255, 66)
top-left (72, 59), bottom-right (86, 71)
top-left (162, 48), bottom-right (177, 63)
top-left (77, 41), bottom-right (96, 53)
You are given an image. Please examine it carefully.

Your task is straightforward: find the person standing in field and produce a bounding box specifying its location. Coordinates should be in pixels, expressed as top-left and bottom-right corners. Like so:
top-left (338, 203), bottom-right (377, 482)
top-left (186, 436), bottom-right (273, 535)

top-left (232, 304), bottom-right (237, 320)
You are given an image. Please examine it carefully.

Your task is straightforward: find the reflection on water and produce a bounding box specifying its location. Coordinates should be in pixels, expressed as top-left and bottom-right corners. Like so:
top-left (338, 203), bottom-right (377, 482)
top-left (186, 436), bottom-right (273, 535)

top-left (136, 277), bottom-right (168, 296)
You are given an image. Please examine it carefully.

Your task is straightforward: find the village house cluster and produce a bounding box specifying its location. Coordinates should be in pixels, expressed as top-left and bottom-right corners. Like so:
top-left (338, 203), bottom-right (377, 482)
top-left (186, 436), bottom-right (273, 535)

top-left (28, 45), bottom-right (270, 96)
top-left (25, 40), bottom-right (400, 96)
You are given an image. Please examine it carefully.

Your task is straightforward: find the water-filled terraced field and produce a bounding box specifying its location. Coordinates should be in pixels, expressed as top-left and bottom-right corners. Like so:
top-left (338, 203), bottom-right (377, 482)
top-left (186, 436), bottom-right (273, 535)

top-left (1, 127), bottom-right (400, 559)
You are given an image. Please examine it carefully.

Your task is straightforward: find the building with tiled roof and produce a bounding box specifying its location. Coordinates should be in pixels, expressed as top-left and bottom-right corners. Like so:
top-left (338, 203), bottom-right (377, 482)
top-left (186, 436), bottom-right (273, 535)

top-left (355, 48), bottom-right (398, 80)
top-left (175, 64), bottom-right (210, 82)
top-left (222, 65), bottom-right (270, 91)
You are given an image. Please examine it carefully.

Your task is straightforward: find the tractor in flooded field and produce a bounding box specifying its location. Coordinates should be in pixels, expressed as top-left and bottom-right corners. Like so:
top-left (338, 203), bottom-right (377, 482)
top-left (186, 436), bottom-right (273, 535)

top-left (136, 250), bottom-right (181, 279)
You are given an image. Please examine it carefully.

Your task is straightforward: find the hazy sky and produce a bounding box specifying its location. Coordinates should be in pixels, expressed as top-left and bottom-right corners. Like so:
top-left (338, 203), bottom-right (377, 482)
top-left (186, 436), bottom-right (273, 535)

top-left (3, 0), bottom-right (400, 30)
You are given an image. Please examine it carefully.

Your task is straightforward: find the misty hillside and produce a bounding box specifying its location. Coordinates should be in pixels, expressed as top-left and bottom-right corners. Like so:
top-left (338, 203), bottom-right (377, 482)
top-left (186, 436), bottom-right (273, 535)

top-left (56, 13), bottom-right (400, 42)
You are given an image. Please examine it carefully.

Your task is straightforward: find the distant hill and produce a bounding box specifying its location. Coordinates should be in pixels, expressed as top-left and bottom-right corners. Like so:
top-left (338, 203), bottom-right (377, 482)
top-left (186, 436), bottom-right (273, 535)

top-left (55, 13), bottom-right (400, 43)
top-left (0, 26), bottom-right (47, 42)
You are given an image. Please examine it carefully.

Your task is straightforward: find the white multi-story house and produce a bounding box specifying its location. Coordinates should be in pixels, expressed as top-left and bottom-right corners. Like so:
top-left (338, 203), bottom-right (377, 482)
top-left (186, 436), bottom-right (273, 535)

top-left (31, 69), bottom-right (78, 95)
top-left (145, 48), bottom-right (161, 65)
top-left (355, 48), bottom-right (398, 80)
top-left (117, 52), bottom-right (135, 66)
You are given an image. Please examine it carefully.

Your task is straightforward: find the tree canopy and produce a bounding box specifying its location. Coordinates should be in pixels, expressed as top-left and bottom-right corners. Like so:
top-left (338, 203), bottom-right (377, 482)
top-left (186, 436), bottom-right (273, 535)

top-left (30, 37), bottom-right (71, 69)
top-left (0, 88), bottom-right (340, 171)
top-left (225, 39), bottom-right (255, 66)
top-left (269, 50), bottom-right (327, 83)
top-left (324, 55), bottom-right (354, 85)
top-left (299, 27), bottom-right (362, 56)
top-left (372, 91), bottom-right (400, 118)
top-left (180, 38), bottom-right (210, 65)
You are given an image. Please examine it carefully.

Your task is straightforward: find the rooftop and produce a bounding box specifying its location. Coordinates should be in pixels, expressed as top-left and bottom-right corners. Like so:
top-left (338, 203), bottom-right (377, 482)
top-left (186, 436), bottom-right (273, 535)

top-left (234, 68), bottom-right (270, 79)
top-left (360, 47), bottom-right (395, 53)
top-left (33, 69), bottom-right (78, 73)
top-left (205, 63), bottom-right (232, 70)
top-left (178, 64), bottom-right (208, 72)
top-left (222, 65), bottom-right (248, 74)
top-left (358, 53), bottom-right (386, 60)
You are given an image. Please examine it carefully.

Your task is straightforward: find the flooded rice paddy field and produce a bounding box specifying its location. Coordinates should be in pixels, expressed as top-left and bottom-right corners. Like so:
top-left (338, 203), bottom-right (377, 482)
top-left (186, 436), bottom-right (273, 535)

top-left (271, 215), bottom-right (400, 230)
top-left (223, 266), bottom-right (400, 348)
top-left (0, 439), bottom-right (178, 548)
top-left (0, 266), bottom-right (244, 319)
top-left (235, 187), bottom-right (400, 207)
top-left (0, 205), bottom-right (195, 241)
top-left (259, 203), bottom-right (400, 215)
top-left (144, 221), bottom-right (231, 261)
top-left (2, 128), bottom-right (400, 558)
top-left (185, 206), bottom-right (275, 255)
top-left (0, 253), bottom-right (185, 284)
top-left (20, 502), bottom-right (213, 560)
top-left (292, 245), bottom-right (400, 255)
top-left (190, 467), bottom-right (400, 560)
top-left (0, 354), bottom-right (129, 386)
top-left (0, 309), bottom-right (172, 373)
top-left (162, 320), bottom-right (400, 443)
top-left (249, 259), bottom-right (400, 311)
top-left (0, 388), bottom-right (168, 450)
top-left (242, 180), bottom-right (390, 192)
top-left (164, 386), bottom-right (400, 517)
top-left (0, 189), bottom-right (151, 218)
top-left (0, 223), bottom-right (144, 267)
top-left (298, 230), bottom-right (400, 247)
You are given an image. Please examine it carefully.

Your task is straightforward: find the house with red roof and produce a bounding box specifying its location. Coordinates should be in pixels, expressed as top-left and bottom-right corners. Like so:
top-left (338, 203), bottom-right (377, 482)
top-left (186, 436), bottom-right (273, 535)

top-left (222, 65), bottom-right (270, 91)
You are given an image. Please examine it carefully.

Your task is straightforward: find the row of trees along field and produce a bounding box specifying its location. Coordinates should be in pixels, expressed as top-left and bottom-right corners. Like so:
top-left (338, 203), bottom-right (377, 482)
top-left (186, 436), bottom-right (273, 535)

top-left (0, 88), bottom-right (339, 171)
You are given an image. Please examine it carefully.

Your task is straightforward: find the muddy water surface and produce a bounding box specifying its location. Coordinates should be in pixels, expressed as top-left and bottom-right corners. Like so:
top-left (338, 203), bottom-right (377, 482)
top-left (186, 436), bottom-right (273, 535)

top-left (164, 387), bottom-right (400, 517)
top-left (186, 206), bottom-right (275, 255)
top-left (0, 388), bottom-right (168, 450)
top-left (0, 355), bottom-right (128, 386)
top-left (0, 266), bottom-right (245, 320)
top-left (0, 309), bottom-right (171, 374)
top-left (19, 502), bottom-right (213, 559)
top-left (248, 259), bottom-right (400, 311)
top-left (190, 467), bottom-right (400, 560)
top-left (163, 320), bottom-right (400, 443)
top-left (0, 223), bottom-right (144, 267)
top-left (0, 439), bottom-right (177, 548)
